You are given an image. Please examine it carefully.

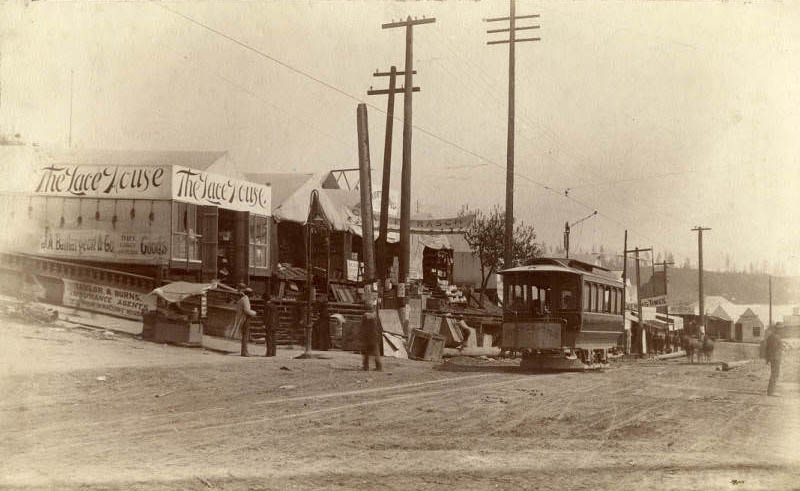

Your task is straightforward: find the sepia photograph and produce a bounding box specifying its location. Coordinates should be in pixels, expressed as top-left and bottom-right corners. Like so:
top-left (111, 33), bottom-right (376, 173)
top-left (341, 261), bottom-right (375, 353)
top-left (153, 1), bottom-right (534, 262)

top-left (0, 0), bottom-right (798, 489)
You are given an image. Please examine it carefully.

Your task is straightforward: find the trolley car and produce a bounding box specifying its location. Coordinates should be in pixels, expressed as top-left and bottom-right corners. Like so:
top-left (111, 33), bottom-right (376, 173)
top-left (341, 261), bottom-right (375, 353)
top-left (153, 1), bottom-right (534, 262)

top-left (499, 257), bottom-right (625, 370)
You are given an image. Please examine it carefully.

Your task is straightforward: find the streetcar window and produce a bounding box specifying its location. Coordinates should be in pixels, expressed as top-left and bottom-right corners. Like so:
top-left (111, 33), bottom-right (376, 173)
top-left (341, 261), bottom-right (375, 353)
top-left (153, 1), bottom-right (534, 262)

top-left (589, 283), bottom-right (597, 311)
top-left (596, 284), bottom-right (603, 312)
top-left (617, 287), bottom-right (623, 313)
top-left (604, 287), bottom-right (611, 312)
top-left (583, 282), bottom-right (591, 311)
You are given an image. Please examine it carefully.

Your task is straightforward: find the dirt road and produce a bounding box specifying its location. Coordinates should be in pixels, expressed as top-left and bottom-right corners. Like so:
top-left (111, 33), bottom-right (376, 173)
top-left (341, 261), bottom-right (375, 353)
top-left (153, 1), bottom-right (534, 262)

top-left (1, 317), bottom-right (798, 490)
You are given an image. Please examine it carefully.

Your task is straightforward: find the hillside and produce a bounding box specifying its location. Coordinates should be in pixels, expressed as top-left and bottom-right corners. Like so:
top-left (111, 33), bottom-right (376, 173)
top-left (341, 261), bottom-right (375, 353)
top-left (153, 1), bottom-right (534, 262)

top-left (641, 268), bottom-right (800, 305)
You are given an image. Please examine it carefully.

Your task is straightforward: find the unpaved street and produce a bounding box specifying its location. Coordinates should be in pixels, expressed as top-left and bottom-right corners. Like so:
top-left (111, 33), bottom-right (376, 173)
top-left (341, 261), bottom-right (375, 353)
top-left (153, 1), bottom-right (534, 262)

top-left (1, 317), bottom-right (799, 490)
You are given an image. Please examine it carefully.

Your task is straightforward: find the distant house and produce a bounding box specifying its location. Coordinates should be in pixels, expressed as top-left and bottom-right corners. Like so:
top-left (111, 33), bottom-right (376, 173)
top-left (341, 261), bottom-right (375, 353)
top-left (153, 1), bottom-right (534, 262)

top-left (734, 308), bottom-right (764, 343)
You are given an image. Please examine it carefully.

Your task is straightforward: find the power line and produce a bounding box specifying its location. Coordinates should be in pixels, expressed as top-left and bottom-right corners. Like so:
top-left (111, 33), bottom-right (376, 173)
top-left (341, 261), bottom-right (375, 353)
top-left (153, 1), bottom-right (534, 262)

top-left (153, 1), bottom-right (684, 256)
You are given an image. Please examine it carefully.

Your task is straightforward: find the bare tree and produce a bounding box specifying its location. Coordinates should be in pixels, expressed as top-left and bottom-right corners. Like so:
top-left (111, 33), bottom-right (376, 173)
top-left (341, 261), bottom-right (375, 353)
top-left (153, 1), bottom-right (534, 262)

top-left (462, 205), bottom-right (541, 306)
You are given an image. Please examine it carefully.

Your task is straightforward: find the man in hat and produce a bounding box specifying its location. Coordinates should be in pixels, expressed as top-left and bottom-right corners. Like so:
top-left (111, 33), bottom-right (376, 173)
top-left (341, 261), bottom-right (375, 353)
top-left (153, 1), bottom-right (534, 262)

top-left (235, 283), bottom-right (256, 357)
top-left (765, 322), bottom-right (784, 396)
top-left (359, 297), bottom-right (382, 371)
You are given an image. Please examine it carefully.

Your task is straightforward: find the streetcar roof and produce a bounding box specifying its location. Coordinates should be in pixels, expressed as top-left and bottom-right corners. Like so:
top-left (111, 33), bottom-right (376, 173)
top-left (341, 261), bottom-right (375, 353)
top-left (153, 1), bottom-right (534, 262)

top-left (499, 257), bottom-right (619, 283)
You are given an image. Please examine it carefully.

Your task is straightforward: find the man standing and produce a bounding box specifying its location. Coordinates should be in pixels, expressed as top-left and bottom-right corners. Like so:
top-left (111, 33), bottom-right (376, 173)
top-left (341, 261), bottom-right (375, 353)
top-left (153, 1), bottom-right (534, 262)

top-left (765, 323), bottom-right (784, 396)
top-left (235, 283), bottom-right (256, 357)
top-left (360, 308), bottom-right (382, 371)
top-left (264, 297), bottom-right (277, 357)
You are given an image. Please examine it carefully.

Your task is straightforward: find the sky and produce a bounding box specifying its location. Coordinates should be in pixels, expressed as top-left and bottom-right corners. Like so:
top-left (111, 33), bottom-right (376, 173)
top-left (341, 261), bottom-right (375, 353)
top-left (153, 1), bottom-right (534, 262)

top-left (1, 0), bottom-right (799, 275)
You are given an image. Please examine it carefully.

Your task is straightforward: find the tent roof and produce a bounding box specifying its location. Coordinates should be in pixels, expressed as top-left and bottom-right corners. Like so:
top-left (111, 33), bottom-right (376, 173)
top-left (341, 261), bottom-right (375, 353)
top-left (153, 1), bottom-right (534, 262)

top-left (711, 305), bottom-right (732, 321)
top-left (244, 172), bottom-right (316, 212)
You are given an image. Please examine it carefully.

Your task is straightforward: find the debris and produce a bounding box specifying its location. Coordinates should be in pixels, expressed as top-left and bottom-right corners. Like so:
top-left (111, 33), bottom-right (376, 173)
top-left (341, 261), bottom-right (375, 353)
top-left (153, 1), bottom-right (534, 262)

top-left (197, 476), bottom-right (214, 488)
top-left (279, 366), bottom-right (291, 371)
top-left (96, 376), bottom-right (107, 381)
top-left (154, 391), bottom-right (174, 398)
top-left (279, 384), bottom-right (297, 390)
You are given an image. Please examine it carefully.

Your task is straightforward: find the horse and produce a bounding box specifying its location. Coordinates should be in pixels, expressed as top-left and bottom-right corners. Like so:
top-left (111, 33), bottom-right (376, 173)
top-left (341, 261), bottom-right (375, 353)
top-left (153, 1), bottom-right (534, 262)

top-left (682, 335), bottom-right (703, 364)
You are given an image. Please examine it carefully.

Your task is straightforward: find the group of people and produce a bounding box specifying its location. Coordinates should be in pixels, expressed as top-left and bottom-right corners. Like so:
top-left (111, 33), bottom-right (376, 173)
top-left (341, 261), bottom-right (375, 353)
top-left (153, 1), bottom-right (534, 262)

top-left (232, 282), bottom-right (275, 358)
top-left (232, 285), bottom-right (383, 371)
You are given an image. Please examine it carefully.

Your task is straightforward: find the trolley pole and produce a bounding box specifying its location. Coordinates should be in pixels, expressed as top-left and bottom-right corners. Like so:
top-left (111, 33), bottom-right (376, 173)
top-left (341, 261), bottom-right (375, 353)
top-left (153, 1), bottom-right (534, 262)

top-left (692, 226), bottom-right (711, 335)
top-left (485, 1), bottom-right (540, 270)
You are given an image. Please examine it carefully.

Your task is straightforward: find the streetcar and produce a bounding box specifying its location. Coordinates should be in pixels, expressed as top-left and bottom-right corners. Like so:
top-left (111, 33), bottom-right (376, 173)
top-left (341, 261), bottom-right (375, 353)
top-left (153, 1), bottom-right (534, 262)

top-left (499, 257), bottom-right (625, 370)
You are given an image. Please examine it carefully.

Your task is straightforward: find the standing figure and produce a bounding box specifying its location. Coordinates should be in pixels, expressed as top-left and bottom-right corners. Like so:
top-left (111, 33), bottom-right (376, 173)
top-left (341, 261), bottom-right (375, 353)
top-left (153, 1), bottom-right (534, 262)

top-left (235, 283), bottom-right (256, 357)
top-left (765, 323), bottom-right (784, 396)
top-left (360, 309), bottom-right (382, 371)
top-left (313, 299), bottom-right (331, 351)
top-left (264, 297), bottom-right (277, 357)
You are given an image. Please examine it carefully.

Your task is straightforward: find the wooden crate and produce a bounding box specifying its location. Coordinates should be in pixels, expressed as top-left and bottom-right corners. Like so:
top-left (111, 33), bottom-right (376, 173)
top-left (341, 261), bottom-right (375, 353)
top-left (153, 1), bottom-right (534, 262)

top-left (408, 329), bottom-right (444, 361)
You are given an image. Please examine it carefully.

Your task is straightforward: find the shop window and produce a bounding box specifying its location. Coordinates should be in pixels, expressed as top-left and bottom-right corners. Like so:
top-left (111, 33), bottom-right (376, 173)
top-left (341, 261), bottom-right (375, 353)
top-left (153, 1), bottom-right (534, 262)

top-left (171, 202), bottom-right (200, 261)
top-left (753, 326), bottom-right (761, 337)
top-left (249, 215), bottom-right (269, 269)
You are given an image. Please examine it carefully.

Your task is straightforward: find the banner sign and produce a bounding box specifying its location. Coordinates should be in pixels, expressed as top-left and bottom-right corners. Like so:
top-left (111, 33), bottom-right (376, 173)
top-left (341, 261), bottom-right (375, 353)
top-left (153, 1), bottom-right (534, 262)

top-left (640, 295), bottom-right (667, 307)
top-left (383, 213), bottom-right (474, 234)
top-left (370, 189), bottom-right (400, 218)
top-left (38, 228), bottom-right (169, 262)
top-left (172, 165), bottom-right (271, 216)
top-left (33, 165), bottom-right (171, 199)
top-left (62, 278), bottom-right (147, 320)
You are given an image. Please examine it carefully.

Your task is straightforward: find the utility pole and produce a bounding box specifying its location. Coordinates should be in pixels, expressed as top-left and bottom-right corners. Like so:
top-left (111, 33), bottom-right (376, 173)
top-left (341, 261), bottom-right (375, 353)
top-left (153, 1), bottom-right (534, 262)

top-left (692, 226), bottom-right (711, 335)
top-left (382, 16), bottom-right (435, 289)
top-left (654, 259), bottom-right (675, 326)
top-left (626, 246), bottom-right (652, 355)
top-left (367, 66), bottom-right (418, 281)
top-left (485, 0), bottom-right (540, 270)
top-left (769, 275), bottom-right (773, 328)
top-left (356, 104), bottom-right (376, 284)
top-left (383, 15), bottom-right (435, 332)
top-left (622, 230), bottom-right (628, 354)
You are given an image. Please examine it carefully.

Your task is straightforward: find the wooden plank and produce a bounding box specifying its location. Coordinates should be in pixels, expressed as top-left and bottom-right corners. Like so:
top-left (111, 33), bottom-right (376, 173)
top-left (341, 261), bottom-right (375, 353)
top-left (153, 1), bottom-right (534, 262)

top-left (378, 309), bottom-right (404, 336)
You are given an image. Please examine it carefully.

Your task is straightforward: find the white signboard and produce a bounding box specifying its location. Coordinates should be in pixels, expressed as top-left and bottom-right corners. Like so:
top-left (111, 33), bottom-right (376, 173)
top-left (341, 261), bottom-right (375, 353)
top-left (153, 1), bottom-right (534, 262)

top-left (38, 229), bottom-right (169, 262)
top-left (33, 164), bottom-right (171, 199)
top-left (641, 295), bottom-right (667, 307)
top-left (62, 278), bottom-right (147, 320)
top-left (172, 165), bottom-right (271, 215)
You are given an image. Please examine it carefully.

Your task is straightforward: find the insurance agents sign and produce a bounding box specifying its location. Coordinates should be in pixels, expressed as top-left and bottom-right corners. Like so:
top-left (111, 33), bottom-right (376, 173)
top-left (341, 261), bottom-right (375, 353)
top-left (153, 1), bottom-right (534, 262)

top-left (171, 166), bottom-right (271, 216)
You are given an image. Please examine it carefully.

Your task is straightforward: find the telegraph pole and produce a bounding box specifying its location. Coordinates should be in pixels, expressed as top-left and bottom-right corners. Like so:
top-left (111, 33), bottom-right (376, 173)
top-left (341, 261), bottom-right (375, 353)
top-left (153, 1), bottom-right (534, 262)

top-left (382, 16), bottom-right (435, 297)
top-left (485, 0), bottom-right (540, 270)
top-left (626, 246), bottom-right (652, 355)
top-left (654, 259), bottom-right (675, 325)
top-left (367, 67), bottom-right (418, 281)
top-left (769, 275), bottom-right (773, 329)
top-left (692, 226), bottom-right (711, 335)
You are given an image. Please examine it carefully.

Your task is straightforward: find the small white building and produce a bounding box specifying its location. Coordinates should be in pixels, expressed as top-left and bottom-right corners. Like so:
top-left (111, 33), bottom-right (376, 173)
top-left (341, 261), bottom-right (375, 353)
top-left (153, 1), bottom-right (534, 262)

top-left (734, 308), bottom-right (764, 343)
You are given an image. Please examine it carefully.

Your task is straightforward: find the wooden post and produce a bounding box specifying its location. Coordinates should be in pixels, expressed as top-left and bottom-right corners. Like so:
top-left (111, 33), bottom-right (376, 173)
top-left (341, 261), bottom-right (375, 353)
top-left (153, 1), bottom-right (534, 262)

top-left (357, 103), bottom-right (376, 283)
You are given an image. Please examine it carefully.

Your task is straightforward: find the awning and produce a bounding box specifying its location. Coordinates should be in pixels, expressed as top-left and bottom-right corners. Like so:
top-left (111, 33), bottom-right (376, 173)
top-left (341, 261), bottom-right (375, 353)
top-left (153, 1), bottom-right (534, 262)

top-left (145, 281), bottom-right (237, 304)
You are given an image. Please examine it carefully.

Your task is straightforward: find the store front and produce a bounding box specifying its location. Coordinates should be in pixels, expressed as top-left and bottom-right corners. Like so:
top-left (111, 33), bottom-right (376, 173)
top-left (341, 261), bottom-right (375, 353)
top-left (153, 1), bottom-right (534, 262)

top-left (0, 152), bottom-right (272, 289)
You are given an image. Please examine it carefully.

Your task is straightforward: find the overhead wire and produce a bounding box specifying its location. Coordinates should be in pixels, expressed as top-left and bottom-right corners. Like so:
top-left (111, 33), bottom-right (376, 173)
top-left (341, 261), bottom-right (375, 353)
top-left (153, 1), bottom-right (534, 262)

top-left (153, 0), bottom-right (687, 256)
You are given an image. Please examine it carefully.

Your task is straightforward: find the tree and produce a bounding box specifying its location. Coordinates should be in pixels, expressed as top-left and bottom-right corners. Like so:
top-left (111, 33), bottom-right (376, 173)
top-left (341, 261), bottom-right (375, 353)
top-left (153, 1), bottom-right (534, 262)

top-left (462, 205), bottom-right (542, 306)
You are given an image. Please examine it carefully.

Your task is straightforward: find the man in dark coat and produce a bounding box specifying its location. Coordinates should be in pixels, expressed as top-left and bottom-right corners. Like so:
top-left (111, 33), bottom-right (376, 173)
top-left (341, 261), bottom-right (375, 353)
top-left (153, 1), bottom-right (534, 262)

top-left (360, 310), bottom-right (382, 371)
top-left (765, 323), bottom-right (784, 396)
top-left (235, 284), bottom-right (256, 357)
top-left (264, 297), bottom-right (277, 357)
